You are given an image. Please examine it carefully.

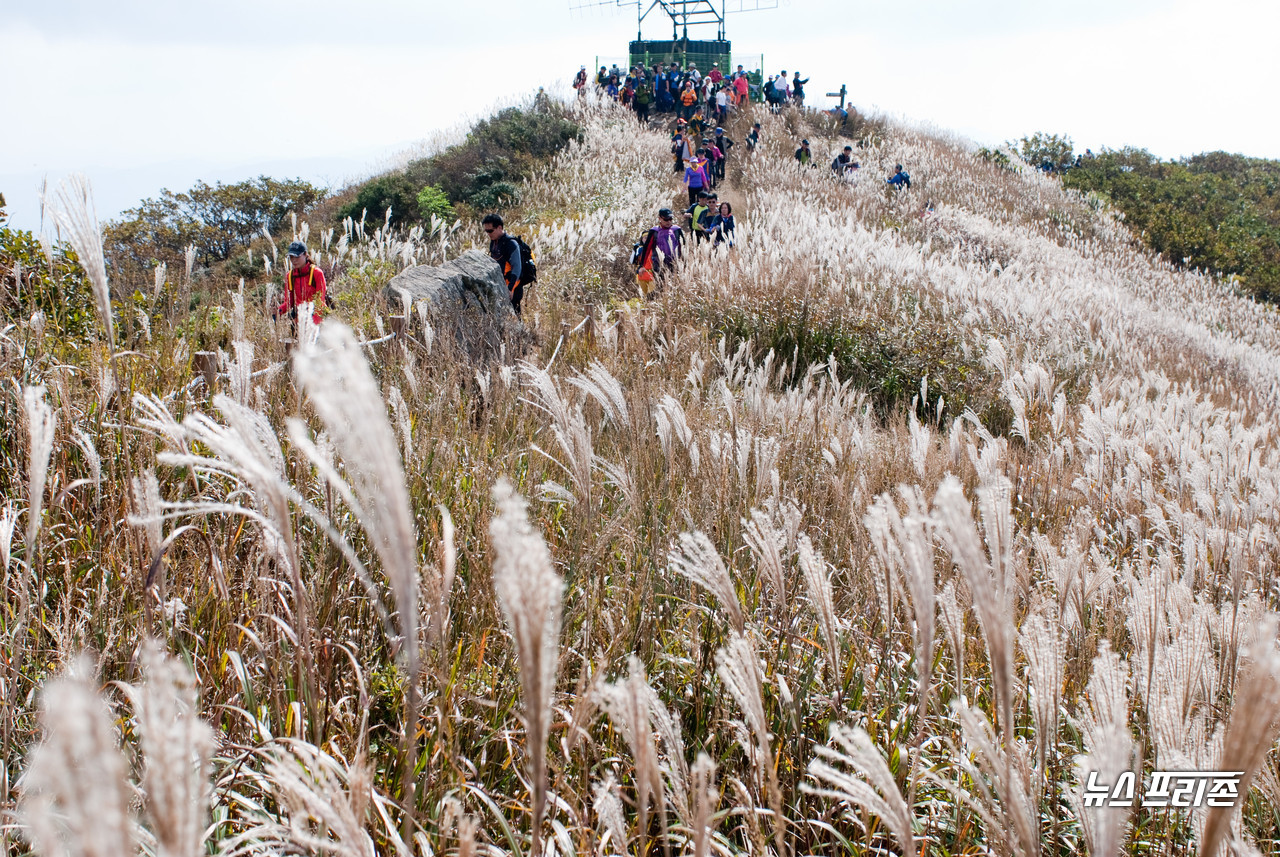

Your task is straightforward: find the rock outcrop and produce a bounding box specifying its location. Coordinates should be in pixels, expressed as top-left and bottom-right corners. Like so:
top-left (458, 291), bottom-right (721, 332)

top-left (383, 249), bottom-right (526, 361)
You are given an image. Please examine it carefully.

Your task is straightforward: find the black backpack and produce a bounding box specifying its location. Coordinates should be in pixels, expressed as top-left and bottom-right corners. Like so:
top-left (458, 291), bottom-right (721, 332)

top-left (513, 235), bottom-right (537, 285)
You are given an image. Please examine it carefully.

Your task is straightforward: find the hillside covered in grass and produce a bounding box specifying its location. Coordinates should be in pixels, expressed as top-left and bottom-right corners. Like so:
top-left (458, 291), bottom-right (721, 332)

top-left (3, 93), bottom-right (1280, 857)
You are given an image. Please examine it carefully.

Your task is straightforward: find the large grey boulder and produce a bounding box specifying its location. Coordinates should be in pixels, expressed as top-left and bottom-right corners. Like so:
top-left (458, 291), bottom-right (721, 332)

top-left (384, 249), bottom-right (526, 361)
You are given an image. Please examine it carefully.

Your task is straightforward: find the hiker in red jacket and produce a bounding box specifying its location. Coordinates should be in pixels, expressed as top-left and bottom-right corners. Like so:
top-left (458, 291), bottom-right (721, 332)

top-left (277, 241), bottom-right (327, 325)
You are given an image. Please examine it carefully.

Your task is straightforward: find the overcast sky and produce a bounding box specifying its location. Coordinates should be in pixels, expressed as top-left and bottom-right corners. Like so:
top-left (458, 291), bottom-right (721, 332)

top-left (3, 0), bottom-right (1277, 230)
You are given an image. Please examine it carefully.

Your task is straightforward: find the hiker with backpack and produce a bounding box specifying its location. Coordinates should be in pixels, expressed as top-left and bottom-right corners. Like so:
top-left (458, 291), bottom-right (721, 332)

top-left (633, 79), bottom-right (652, 122)
top-left (702, 137), bottom-right (723, 189)
top-left (746, 122), bottom-right (761, 152)
top-left (684, 150), bottom-right (711, 205)
top-left (573, 66), bottom-right (588, 97)
top-left (482, 213), bottom-right (534, 315)
top-left (633, 207), bottom-right (683, 297)
top-left (277, 240), bottom-right (329, 327)
top-left (887, 163), bottom-right (912, 189)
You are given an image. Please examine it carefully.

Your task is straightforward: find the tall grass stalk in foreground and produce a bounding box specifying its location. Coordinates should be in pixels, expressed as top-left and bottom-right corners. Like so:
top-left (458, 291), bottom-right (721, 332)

top-left (805, 724), bottom-right (917, 857)
top-left (292, 320), bottom-right (425, 833)
top-left (20, 659), bottom-right (134, 857)
top-left (127, 642), bottom-right (216, 857)
top-left (1199, 619), bottom-right (1280, 857)
top-left (489, 478), bottom-right (564, 857)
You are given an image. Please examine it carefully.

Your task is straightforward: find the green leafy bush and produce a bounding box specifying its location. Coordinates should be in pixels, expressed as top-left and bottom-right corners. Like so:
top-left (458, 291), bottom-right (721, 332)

top-left (416, 184), bottom-right (455, 222)
top-left (1, 222), bottom-right (98, 340)
top-left (340, 101), bottom-right (581, 227)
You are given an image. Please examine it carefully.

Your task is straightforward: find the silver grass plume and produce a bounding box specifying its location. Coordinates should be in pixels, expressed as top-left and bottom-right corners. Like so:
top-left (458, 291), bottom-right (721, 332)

top-left (490, 478), bottom-right (564, 857)
top-left (1199, 616), bottom-right (1280, 857)
top-left (567, 359), bottom-right (630, 428)
top-left (797, 534), bottom-right (840, 678)
top-left (932, 476), bottom-right (1015, 737)
top-left (669, 531), bottom-right (744, 633)
top-left (71, 427), bottom-right (102, 503)
top-left (292, 322), bottom-right (418, 675)
top-left (865, 486), bottom-right (936, 718)
top-left (130, 471), bottom-right (164, 561)
top-left (20, 659), bottom-right (134, 857)
top-left (23, 386), bottom-right (57, 566)
top-left (938, 581), bottom-right (966, 700)
top-left (690, 754), bottom-right (720, 857)
top-left (715, 631), bottom-right (783, 853)
top-left (805, 724), bottom-right (916, 857)
top-left (1019, 605), bottom-right (1064, 796)
top-left (129, 642), bottom-right (215, 857)
top-left (1071, 641), bottom-right (1134, 857)
top-left (596, 656), bottom-right (663, 851)
top-left (261, 741), bottom-right (376, 857)
top-left (593, 774), bottom-right (628, 856)
top-left (54, 175), bottom-right (113, 347)
top-left (951, 701), bottom-right (1040, 857)
top-left (742, 508), bottom-right (787, 610)
top-left (0, 505), bottom-right (16, 574)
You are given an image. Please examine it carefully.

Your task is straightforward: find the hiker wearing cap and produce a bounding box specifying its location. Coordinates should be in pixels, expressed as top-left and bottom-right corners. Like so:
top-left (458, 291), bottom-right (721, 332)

top-left (573, 66), bottom-right (587, 97)
top-left (832, 145), bottom-right (859, 177)
top-left (708, 63), bottom-right (723, 85)
top-left (634, 207), bottom-right (683, 296)
top-left (278, 241), bottom-right (327, 325)
top-left (482, 213), bottom-right (525, 314)
top-left (679, 80), bottom-right (698, 120)
top-left (684, 149), bottom-right (711, 205)
top-left (733, 70), bottom-right (749, 106)
top-left (634, 77), bottom-right (653, 122)
top-left (795, 139), bottom-right (813, 166)
top-left (746, 122), bottom-right (761, 152)
top-left (887, 164), bottom-right (912, 189)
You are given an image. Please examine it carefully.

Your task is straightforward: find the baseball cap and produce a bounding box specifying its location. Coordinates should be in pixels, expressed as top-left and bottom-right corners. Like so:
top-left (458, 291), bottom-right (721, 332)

top-left (658, 208), bottom-right (673, 219)
top-left (287, 241), bottom-right (307, 256)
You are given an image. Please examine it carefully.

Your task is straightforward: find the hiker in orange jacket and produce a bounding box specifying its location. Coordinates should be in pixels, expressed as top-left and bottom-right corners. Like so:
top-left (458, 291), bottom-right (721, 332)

top-left (277, 241), bottom-right (327, 325)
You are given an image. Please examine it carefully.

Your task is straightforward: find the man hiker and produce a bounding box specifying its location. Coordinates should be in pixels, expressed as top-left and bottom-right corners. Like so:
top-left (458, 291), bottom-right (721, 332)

top-left (832, 145), bottom-right (859, 176)
top-left (482, 213), bottom-right (524, 314)
top-left (746, 121), bottom-right (761, 152)
top-left (277, 241), bottom-right (327, 326)
top-left (792, 71), bottom-right (809, 106)
top-left (712, 127), bottom-right (733, 181)
top-left (672, 129), bottom-right (692, 173)
top-left (635, 207), bottom-right (683, 296)
top-left (795, 139), bottom-right (813, 166)
top-left (684, 191), bottom-right (714, 243)
top-left (633, 79), bottom-right (652, 122)
top-left (887, 163), bottom-right (912, 189)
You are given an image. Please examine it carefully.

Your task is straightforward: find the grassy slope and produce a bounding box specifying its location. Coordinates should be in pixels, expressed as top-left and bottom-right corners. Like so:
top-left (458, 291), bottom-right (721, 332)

top-left (3, 95), bottom-right (1280, 856)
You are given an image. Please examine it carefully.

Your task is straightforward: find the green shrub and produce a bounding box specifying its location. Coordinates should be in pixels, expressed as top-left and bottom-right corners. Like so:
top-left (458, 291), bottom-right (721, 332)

top-left (416, 185), bottom-right (455, 222)
top-left (337, 173), bottom-right (419, 228)
top-left (1, 223), bottom-right (98, 340)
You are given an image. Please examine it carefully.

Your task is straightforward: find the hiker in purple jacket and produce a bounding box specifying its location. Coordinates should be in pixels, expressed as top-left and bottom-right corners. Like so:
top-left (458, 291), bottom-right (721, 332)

top-left (684, 149), bottom-right (710, 205)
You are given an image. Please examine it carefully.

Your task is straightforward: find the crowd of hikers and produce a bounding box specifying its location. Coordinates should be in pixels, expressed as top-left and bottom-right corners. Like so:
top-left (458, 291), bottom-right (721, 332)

top-left (425, 63), bottom-right (920, 316)
top-left (572, 60), bottom-right (816, 124)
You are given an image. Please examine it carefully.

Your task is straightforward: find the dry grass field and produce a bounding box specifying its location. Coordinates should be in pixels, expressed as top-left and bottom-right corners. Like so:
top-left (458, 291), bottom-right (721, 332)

top-left (3, 93), bottom-right (1280, 856)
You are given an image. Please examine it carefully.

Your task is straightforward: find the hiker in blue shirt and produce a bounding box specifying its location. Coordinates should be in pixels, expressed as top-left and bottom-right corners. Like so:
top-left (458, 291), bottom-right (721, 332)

top-left (887, 163), bottom-right (911, 189)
